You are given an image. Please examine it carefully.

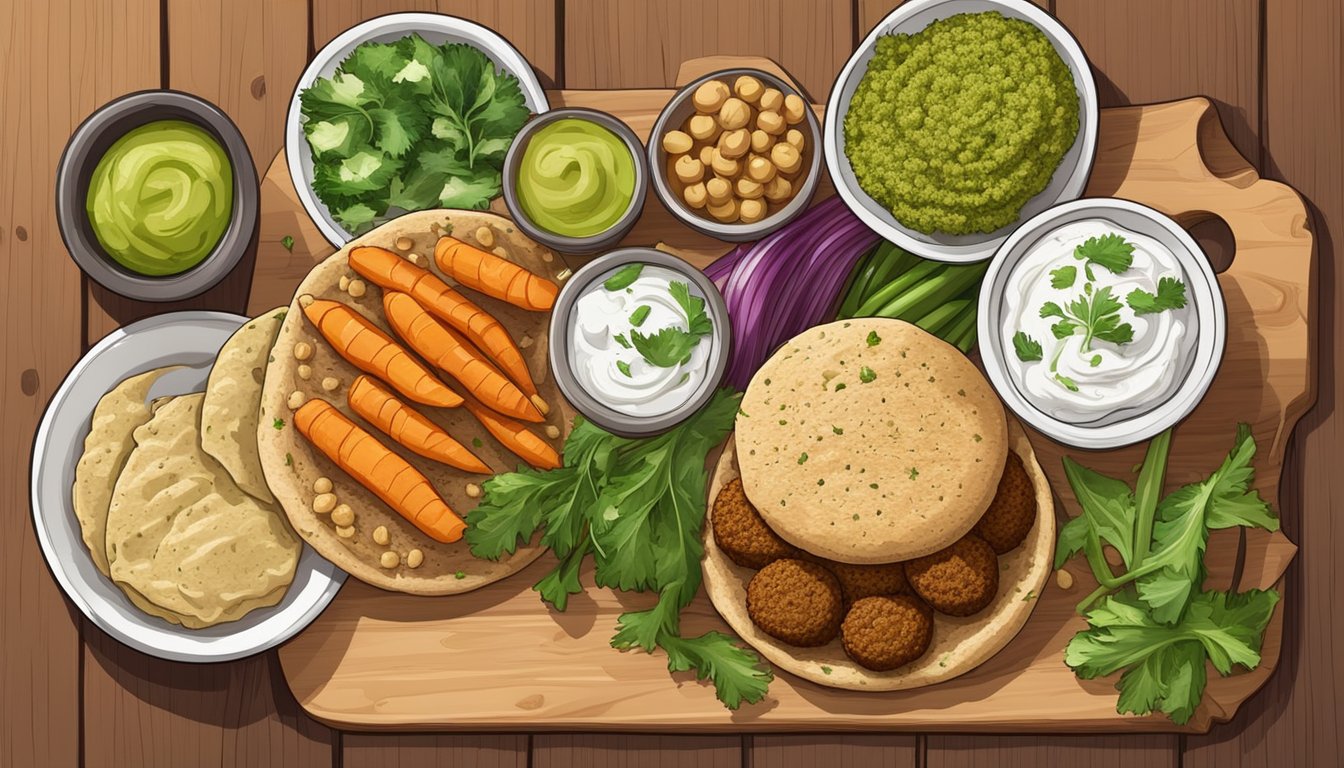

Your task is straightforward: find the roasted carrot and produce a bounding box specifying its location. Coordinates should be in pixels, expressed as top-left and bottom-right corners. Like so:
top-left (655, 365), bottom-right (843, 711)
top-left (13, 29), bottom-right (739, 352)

top-left (302, 299), bottom-right (461, 408)
top-left (347, 246), bottom-right (538, 396)
top-left (294, 399), bottom-right (465, 543)
top-left (462, 397), bottom-right (561, 470)
top-left (383, 291), bottom-right (543, 423)
top-left (434, 236), bottom-right (559, 312)
top-left (348, 375), bottom-right (490, 474)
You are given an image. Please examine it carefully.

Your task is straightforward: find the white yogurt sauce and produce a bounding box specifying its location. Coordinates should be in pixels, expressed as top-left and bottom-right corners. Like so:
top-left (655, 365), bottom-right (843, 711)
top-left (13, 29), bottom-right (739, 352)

top-left (1001, 219), bottom-right (1197, 424)
top-left (569, 264), bottom-right (712, 417)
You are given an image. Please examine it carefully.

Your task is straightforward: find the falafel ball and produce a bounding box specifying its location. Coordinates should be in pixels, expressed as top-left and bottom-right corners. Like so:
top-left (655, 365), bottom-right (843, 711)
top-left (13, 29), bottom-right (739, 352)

top-left (713, 478), bottom-right (801, 569)
top-left (827, 561), bottom-right (909, 605)
top-left (973, 452), bottom-right (1037, 554)
top-left (905, 534), bottom-right (999, 617)
top-left (841, 595), bottom-right (934, 671)
top-left (747, 558), bottom-right (844, 646)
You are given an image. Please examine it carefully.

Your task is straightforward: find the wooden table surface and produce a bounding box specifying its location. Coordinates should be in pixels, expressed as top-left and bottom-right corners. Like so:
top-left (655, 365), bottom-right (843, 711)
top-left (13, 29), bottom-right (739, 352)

top-left (2, 1), bottom-right (1337, 766)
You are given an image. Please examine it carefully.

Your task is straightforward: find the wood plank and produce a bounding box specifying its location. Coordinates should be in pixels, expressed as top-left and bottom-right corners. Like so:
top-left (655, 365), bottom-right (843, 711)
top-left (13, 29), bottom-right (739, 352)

top-left (563, 0), bottom-right (852, 100)
top-left (167, 0), bottom-right (309, 176)
top-left (1185, 0), bottom-right (1342, 763)
top-left (0, 0), bottom-right (160, 765)
top-left (343, 734), bottom-right (528, 767)
top-left (925, 736), bottom-right (1178, 768)
top-left (312, 0), bottom-right (561, 87)
top-left (750, 735), bottom-right (917, 768)
top-left (859, 0), bottom-right (1052, 37)
top-left (533, 735), bottom-right (741, 768)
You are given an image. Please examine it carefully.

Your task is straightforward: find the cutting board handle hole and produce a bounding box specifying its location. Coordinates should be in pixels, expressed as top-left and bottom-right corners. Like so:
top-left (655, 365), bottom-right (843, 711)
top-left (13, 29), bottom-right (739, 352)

top-left (1187, 216), bottom-right (1236, 274)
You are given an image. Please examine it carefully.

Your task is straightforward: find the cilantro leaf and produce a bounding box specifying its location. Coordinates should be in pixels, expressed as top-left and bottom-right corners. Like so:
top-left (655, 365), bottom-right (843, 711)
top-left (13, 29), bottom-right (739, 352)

top-left (631, 327), bottom-right (703, 368)
top-left (657, 630), bottom-right (773, 710)
top-left (1050, 265), bottom-right (1078, 289)
top-left (534, 538), bottom-right (591, 611)
top-left (1127, 277), bottom-right (1188, 315)
top-left (281, 235), bottom-right (294, 252)
top-left (1012, 331), bottom-right (1043, 362)
top-left (1058, 457), bottom-right (1138, 571)
top-left (438, 170), bottom-right (501, 210)
top-left (669, 281), bottom-right (712, 336)
top-left (604, 263), bottom-right (644, 291)
top-left (332, 203), bottom-right (378, 234)
top-left (1074, 233), bottom-right (1135, 274)
top-left (1047, 285), bottom-right (1135, 352)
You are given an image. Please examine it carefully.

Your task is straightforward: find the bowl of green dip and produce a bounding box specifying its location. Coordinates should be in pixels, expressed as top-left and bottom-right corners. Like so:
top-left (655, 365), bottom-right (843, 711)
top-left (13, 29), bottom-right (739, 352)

top-left (503, 108), bottom-right (647, 255)
top-left (57, 90), bottom-right (258, 301)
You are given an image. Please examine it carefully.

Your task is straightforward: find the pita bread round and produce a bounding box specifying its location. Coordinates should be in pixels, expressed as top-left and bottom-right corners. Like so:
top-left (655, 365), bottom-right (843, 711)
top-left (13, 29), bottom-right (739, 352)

top-left (259, 210), bottom-right (569, 595)
top-left (202, 306), bottom-right (286, 503)
top-left (736, 319), bottom-right (1007, 563)
top-left (703, 419), bottom-right (1054, 690)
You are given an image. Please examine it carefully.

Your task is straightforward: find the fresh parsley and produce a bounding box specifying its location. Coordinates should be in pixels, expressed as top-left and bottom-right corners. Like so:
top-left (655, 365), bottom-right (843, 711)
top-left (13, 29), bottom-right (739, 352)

top-left (1012, 331), bottom-right (1043, 362)
top-left (1041, 285), bottom-right (1135, 352)
top-left (604, 263), bottom-right (644, 291)
top-left (630, 282), bottom-right (712, 369)
top-left (1074, 233), bottom-right (1135, 278)
top-left (281, 235), bottom-right (295, 252)
top-left (859, 366), bottom-right (877, 383)
top-left (1127, 276), bottom-right (1188, 315)
top-left (866, 330), bottom-right (882, 347)
top-left (1050, 265), bottom-right (1077, 289)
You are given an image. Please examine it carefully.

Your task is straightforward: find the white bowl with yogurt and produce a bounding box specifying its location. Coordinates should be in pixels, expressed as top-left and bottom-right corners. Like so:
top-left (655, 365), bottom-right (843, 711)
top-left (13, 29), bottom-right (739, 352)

top-left (549, 248), bottom-right (731, 437)
top-left (978, 198), bottom-right (1226, 449)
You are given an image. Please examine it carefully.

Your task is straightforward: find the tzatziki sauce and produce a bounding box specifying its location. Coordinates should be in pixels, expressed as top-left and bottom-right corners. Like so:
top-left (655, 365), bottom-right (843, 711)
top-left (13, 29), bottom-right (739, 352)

top-left (1001, 219), bottom-right (1197, 424)
top-left (569, 263), bottom-right (713, 417)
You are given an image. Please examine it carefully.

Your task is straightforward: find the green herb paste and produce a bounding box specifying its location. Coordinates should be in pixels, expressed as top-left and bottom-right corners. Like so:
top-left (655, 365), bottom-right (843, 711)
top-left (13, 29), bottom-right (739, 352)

top-left (516, 118), bottom-right (635, 238)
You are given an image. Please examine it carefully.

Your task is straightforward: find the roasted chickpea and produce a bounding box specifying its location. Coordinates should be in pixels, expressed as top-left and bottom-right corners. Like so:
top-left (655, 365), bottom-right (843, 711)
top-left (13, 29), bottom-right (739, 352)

top-left (750, 129), bottom-right (775, 154)
top-left (688, 114), bottom-right (720, 142)
top-left (746, 154), bottom-right (777, 183)
top-left (757, 110), bottom-right (785, 136)
top-left (683, 182), bottom-right (708, 209)
top-left (662, 130), bottom-right (694, 155)
top-left (718, 128), bottom-right (750, 159)
top-left (785, 128), bottom-right (806, 150)
top-left (705, 176), bottom-right (732, 204)
top-left (783, 93), bottom-right (806, 125)
top-left (710, 148), bottom-right (741, 178)
top-left (759, 88), bottom-right (784, 113)
top-left (698, 144), bottom-right (714, 167)
top-left (771, 142), bottom-right (802, 175)
top-left (763, 175), bottom-right (794, 203)
top-left (735, 177), bottom-right (764, 200)
top-left (739, 198), bottom-right (767, 224)
top-left (674, 155), bottom-right (704, 184)
top-left (734, 75), bottom-right (764, 103)
top-left (692, 80), bottom-right (730, 113)
top-left (706, 197), bottom-right (740, 223)
top-left (718, 97), bottom-right (751, 130)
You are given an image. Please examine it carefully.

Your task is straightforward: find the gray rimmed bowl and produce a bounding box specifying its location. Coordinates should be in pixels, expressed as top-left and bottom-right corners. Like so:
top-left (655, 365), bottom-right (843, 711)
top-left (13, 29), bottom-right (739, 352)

top-left (56, 90), bottom-right (258, 302)
top-left (825, 0), bottom-right (1098, 263)
top-left (502, 108), bottom-right (648, 255)
top-left (549, 248), bottom-right (731, 437)
top-left (649, 68), bottom-right (822, 242)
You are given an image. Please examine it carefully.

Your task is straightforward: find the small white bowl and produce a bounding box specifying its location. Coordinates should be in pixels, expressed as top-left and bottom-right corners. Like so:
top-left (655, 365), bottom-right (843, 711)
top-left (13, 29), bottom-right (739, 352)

top-left (824, 0), bottom-right (1098, 263)
top-left (977, 198), bottom-right (1227, 450)
top-left (286, 13), bottom-right (550, 247)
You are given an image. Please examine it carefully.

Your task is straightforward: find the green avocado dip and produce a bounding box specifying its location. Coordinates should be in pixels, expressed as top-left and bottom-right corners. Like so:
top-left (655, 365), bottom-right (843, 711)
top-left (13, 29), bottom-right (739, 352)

top-left (843, 12), bottom-right (1079, 235)
top-left (515, 118), bottom-right (635, 238)
top-left (86, 119), bottom-right (233, 276)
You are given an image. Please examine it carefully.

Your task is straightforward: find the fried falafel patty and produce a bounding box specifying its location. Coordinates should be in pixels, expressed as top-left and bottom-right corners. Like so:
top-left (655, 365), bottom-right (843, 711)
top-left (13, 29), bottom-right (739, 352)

top-left (828, 561), bottom-right (909, 605)
top-left (841, 595), bottom-right (934, 671)
top-left (713, 478), bottom-right (800, 569)
top-left (905, 534), bottom-right (999, 617)
top-left (973, 452), bottom-right (1037, 554)
top-left (746, 558), bottom-right (844, 646)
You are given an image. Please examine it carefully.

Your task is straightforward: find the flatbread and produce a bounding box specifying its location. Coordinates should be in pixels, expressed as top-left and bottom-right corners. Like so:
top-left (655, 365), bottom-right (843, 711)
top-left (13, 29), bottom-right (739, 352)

top-left (258, 210), bottom-right (570, 595)
top-left (72, 365), bottom-right (181, 576)
top-left (736, 319), bottom-right (1008, 563)
top-left (105, 394), bottom-right (300, 628)
top-left (202, 306), bottom-right (286, 503)
top-left (703, 420), bottom-right (1055, 690)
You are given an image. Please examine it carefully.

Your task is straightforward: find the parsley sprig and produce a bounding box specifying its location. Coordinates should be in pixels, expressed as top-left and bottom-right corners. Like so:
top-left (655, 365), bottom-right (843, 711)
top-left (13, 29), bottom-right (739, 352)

top-left (629, 281), bottom-right (712, 368)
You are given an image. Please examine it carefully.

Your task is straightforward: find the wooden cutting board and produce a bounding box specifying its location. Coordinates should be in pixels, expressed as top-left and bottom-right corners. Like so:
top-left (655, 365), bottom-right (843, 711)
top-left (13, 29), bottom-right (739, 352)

top-left (252, 57), bottom-right (1312, 733)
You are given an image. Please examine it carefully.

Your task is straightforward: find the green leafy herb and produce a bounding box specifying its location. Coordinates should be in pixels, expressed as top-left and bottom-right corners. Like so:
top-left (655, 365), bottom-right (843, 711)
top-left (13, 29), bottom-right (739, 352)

top-left (834, 382), bottom-right (847, 391)
top-left (613, 333), bottom-right (631, 349)
top-left (1074, 233), bottom-right (1135, 277)
top-left (1041, 286), bottom-right (1135, 351)
top-left (866, 330), bottom-right (882, 346)
top-left (859, 366), bottom-right (877, 383)
top-left (1013, 331), bottom-right (1043, 362)
top-left (908, 467), bottom-right (919, 480)
top-left (669, 281), bottom-right (712, 336)
top-left (272, 418), bottom-right (285, 430)
top-left (1050, 265), bottom-right (1077, 289)
top-left (616, 360), bottom-right (633, 377)
top-left (798, 452), bottom-right (809, 465)
top-left (1126, 276), bottom-right (1188, 315)
top-left (284, 452), bottom-right (293, 467)
top-left (281, 235), bottom-right (295, 252)
top-left (471, 437), bottom-right (483, 448)
top-left (604, 263), bottom-right (644, 291)
top-left (630, 282), bottom-right (713, 368)
top-left (629, 305), bottom-right (651, 327)
top-left (1090, 354), bottom-right (1102, 367)
top-left (832, 426), bottom-right (844, 435)
top-left (1055, 373), bottom-right (1079, 392)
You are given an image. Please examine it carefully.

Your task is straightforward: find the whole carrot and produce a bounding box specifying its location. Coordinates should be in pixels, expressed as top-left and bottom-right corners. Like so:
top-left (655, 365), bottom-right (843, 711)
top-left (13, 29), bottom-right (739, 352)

top-left (347, 246), bottom-right (538, 396)
top-left (348, 375), bottom-right (490, 474)
top-left (434, 235), bottom-right (559, 312)
top-left (463, 397), bottom-right (560, 470)
top-left (383, 292), bottom-right (543, 423)
top-left (294, 399), bottom-right (465, 544)
top-left (302, 299), bottom-right (461, 408)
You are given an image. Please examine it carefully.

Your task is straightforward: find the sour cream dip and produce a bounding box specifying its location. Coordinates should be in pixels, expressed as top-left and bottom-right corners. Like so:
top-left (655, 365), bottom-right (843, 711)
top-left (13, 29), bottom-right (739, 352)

top-left (1001, 218), bottom-right (1197, 424)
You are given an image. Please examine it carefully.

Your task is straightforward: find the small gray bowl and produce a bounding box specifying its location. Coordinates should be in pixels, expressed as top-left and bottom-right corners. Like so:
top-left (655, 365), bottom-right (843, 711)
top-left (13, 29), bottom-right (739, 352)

top-left (56, 90), bottom-right (258, 302)
top-left (549, 248), bottom-right (731, 437)
top-left (503, 108), bottom-right (648, 256)
top-left (649, 68), bottom-right (822, 242)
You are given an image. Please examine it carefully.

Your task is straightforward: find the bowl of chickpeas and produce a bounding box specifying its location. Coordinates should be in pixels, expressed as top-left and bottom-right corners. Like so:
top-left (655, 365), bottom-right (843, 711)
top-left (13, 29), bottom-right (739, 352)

top-left (649, 68), bottom-right (822, 241)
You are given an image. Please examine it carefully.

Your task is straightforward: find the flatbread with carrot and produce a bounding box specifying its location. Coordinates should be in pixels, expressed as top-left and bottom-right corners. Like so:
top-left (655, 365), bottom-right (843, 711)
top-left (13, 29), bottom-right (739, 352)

top-left (258, 210), bottom-right (571, 595)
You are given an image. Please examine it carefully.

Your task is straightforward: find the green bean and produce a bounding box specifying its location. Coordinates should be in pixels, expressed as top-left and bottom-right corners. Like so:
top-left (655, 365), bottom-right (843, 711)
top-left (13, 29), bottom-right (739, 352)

top-left (856, 260), bottom-right (946, 316)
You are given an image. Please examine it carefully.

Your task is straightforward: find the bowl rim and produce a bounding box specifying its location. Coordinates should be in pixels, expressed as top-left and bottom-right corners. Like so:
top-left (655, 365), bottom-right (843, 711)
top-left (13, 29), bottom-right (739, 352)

top-left (647, 67), bottom-right (823, 243)
top-left (976, 197), bottom-right (1228, 450)
top-left (823, 0), bottom-right (1099, 263)
top-left (501, 107), bottom-right (649, 255)
top-left (547, 247), bottom-right (732, 437)
top-left (55, 89), bottom-right (259, 302)
top-left (285, 12), bottom-right (550, 248)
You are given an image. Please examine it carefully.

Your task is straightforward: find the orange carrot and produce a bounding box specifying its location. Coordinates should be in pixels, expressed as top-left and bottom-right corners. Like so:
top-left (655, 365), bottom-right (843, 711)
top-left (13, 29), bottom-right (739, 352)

top-left (434, 235), bottom-right (558, 312)
top-left (463, 397), bottom-right (561, 470)
top-left (382, 291), bottom-right (543, 423)
top-left (347, 246), bottom-right (539, 396)
top-left (348, 375), bottom-right (491, 474)
top-left (302, 299), bottom-right (461, 409)
top-left (294, 399), bottom-right (465, 543)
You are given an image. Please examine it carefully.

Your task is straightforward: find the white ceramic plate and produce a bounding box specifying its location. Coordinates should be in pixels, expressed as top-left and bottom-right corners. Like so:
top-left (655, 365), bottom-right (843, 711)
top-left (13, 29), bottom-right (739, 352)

top-left (286, 12), bottom-right (551, 247)
top-left (977, 198), bottom-right (1227, 449)
top-left (824, 0), bottom-right (1098, 263)
top-left (30, 311), bottom-right (346, 662)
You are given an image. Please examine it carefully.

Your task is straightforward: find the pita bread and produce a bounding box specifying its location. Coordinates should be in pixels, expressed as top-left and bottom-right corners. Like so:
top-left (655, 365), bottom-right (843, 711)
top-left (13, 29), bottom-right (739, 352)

top-left (258, 210), bottom-right (570, 595)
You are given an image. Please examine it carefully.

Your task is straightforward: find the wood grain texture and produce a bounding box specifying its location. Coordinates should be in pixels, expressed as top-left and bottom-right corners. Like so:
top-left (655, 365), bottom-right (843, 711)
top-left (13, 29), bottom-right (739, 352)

top-left (311, 0), bottom-right (561, 87)
top-left (859, 0), bottom-right (1052, 36)
top-left (925, 735), bottom-right (1178, 768)
top-left (749, 735), bottom-right (916, 767)
top-left (0, 1), bottom-right (159, 765)
top-left (344, 734), bottom-right (528, 767)
top-left (533, 735), bottom-right (741, 768)
top-left (563, 0), bottom-right (852, 100)
top-left (1184, 0), bottom-right (1343, 764)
